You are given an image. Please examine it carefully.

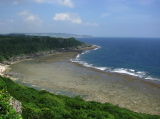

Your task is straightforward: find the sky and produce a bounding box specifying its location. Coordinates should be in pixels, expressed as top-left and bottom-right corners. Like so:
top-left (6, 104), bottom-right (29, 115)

top-left (0, 0), bottom-right (160, 37)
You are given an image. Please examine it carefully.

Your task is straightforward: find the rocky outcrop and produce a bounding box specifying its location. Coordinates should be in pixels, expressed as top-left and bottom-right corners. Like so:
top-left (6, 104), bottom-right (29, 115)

top-left (9, 97), bottom-right (22, 114)
top-left (1, 44), bottom-right (98, 66)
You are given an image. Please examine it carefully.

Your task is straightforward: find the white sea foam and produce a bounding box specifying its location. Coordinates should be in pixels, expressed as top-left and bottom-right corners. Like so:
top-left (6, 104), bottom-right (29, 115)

top-left (76, 54), bottom-right (80, 59)
top-left (93, 45), bottom-right (101, 50)
top-left (145, 76), bottom-right (153, 80)
top-left (145, 76), bottom-right (160, 81)
top-left (71, 58), bottom-right (160, 81)
top-left (70, 45), bottom-right (160, 82)
top-left (82, 50), bottom-right (90, 54)
top-left (112, 68), bottom-right (146, 78)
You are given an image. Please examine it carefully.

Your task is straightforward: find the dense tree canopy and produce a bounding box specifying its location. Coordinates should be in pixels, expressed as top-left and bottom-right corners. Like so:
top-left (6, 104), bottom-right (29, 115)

top-left (0, 35), bottom-right (84, 62)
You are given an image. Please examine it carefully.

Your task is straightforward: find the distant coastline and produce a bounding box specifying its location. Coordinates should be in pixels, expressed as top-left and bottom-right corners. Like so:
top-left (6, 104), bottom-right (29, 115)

top-left (1, 33), bottom-right (93, 38)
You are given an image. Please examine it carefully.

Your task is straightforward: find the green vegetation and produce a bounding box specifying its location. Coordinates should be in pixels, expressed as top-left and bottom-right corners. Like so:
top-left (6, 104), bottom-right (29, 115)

top-left (0, 77), bottom-right (22, 119)
top-left (0, 76), bottom-right (159, 119)
top-left (0, 35), bottom-right (84, 62)
top-left (0, 35), bottom-right (160, 118)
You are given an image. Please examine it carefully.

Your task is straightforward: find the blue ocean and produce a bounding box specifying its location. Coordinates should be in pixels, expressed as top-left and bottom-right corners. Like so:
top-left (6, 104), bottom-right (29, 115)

top-left (72, 37), bottom-right (160, 82)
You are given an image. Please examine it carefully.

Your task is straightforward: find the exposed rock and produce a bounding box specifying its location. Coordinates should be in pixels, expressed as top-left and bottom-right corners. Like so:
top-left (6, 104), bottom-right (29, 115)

top-left (1, 44), bottom-right (97, 66)
top-left (6, 73), bottom-right (13, 76)
top-left (116, 104), bottom-right (120, 107)
top-left (9, 97), bottom-right (22, 114)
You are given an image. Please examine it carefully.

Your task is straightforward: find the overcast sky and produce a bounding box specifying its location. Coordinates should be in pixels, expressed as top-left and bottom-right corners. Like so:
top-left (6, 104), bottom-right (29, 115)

top-left (0, 0), bottom-right (160, 37)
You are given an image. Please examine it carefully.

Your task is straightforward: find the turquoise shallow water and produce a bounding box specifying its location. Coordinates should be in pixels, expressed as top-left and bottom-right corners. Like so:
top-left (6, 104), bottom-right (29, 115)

top-left (76, 37), bottom-right (160, 82)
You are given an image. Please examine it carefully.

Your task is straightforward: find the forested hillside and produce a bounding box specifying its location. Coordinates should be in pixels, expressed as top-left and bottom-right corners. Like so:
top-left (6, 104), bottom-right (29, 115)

top-left (0, 35), bottom-right (84, 62)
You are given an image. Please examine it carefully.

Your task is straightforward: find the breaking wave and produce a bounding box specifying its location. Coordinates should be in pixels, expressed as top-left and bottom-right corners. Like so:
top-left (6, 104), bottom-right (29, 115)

top-left (70, 46), bottom-right (160, 82)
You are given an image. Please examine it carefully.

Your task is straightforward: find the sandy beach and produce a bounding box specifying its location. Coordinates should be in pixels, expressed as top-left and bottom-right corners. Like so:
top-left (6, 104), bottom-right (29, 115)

top-left (0, 64), bottom-right (8, 76)
top-left (5, 51), bottom-right (160, 115)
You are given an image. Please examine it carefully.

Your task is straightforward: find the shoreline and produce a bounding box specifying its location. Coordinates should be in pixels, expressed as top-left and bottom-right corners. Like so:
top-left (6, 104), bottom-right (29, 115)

top-left (71, 61), bottom-right (160, 89)
top-left (0, 64), bottom-right (8, 76)
top-left (0, 44), bottom-right (98, 77)
top-left (2, 45), bottom-right (160, 115)
top-left (71, 54), bottom-right (160, 84)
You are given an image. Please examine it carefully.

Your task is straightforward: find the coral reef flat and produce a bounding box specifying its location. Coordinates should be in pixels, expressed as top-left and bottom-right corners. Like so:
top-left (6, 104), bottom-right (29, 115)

top-left (7, 52), bottom-right (160, 115)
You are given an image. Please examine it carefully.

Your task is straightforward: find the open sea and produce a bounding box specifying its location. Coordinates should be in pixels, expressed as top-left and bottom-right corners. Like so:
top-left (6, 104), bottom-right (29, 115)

top-left (73, 37), bottom-right (160, 82)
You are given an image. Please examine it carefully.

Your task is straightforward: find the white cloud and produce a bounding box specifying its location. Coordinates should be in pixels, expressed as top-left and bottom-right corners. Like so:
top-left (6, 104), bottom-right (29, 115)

top-left (71, 19), bottom-right (82, 24)
top-left (18, 10), bottom-right (43, 26)
top-left (25, 15), bottom-right (39, 23)
top-left (53, 13), bottom-right (82, 24)
top-left (53, 12), bottom-right (99, 26)
top-left (53, 13), bottom-right (70, 21)
top-left (58, 0), bottom-right (74, 8)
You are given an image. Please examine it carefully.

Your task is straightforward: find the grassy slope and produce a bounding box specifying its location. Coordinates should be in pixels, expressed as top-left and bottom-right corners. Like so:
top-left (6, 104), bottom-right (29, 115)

top-left (0, 76), bottom-right (159, 119)
top-left (0, 77), bottom-right (22, 119)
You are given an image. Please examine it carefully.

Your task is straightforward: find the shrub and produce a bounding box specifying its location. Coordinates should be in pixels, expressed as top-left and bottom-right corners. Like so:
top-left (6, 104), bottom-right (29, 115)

top-left (0, 76), bottom-right (160, 119)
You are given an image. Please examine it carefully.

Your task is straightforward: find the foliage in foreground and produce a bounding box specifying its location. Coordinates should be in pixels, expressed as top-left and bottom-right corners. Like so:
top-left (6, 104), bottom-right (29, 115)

top-left (0, 76), bottom-right (160, 119)
top-left (0, 77), bottom-right (22, 119)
